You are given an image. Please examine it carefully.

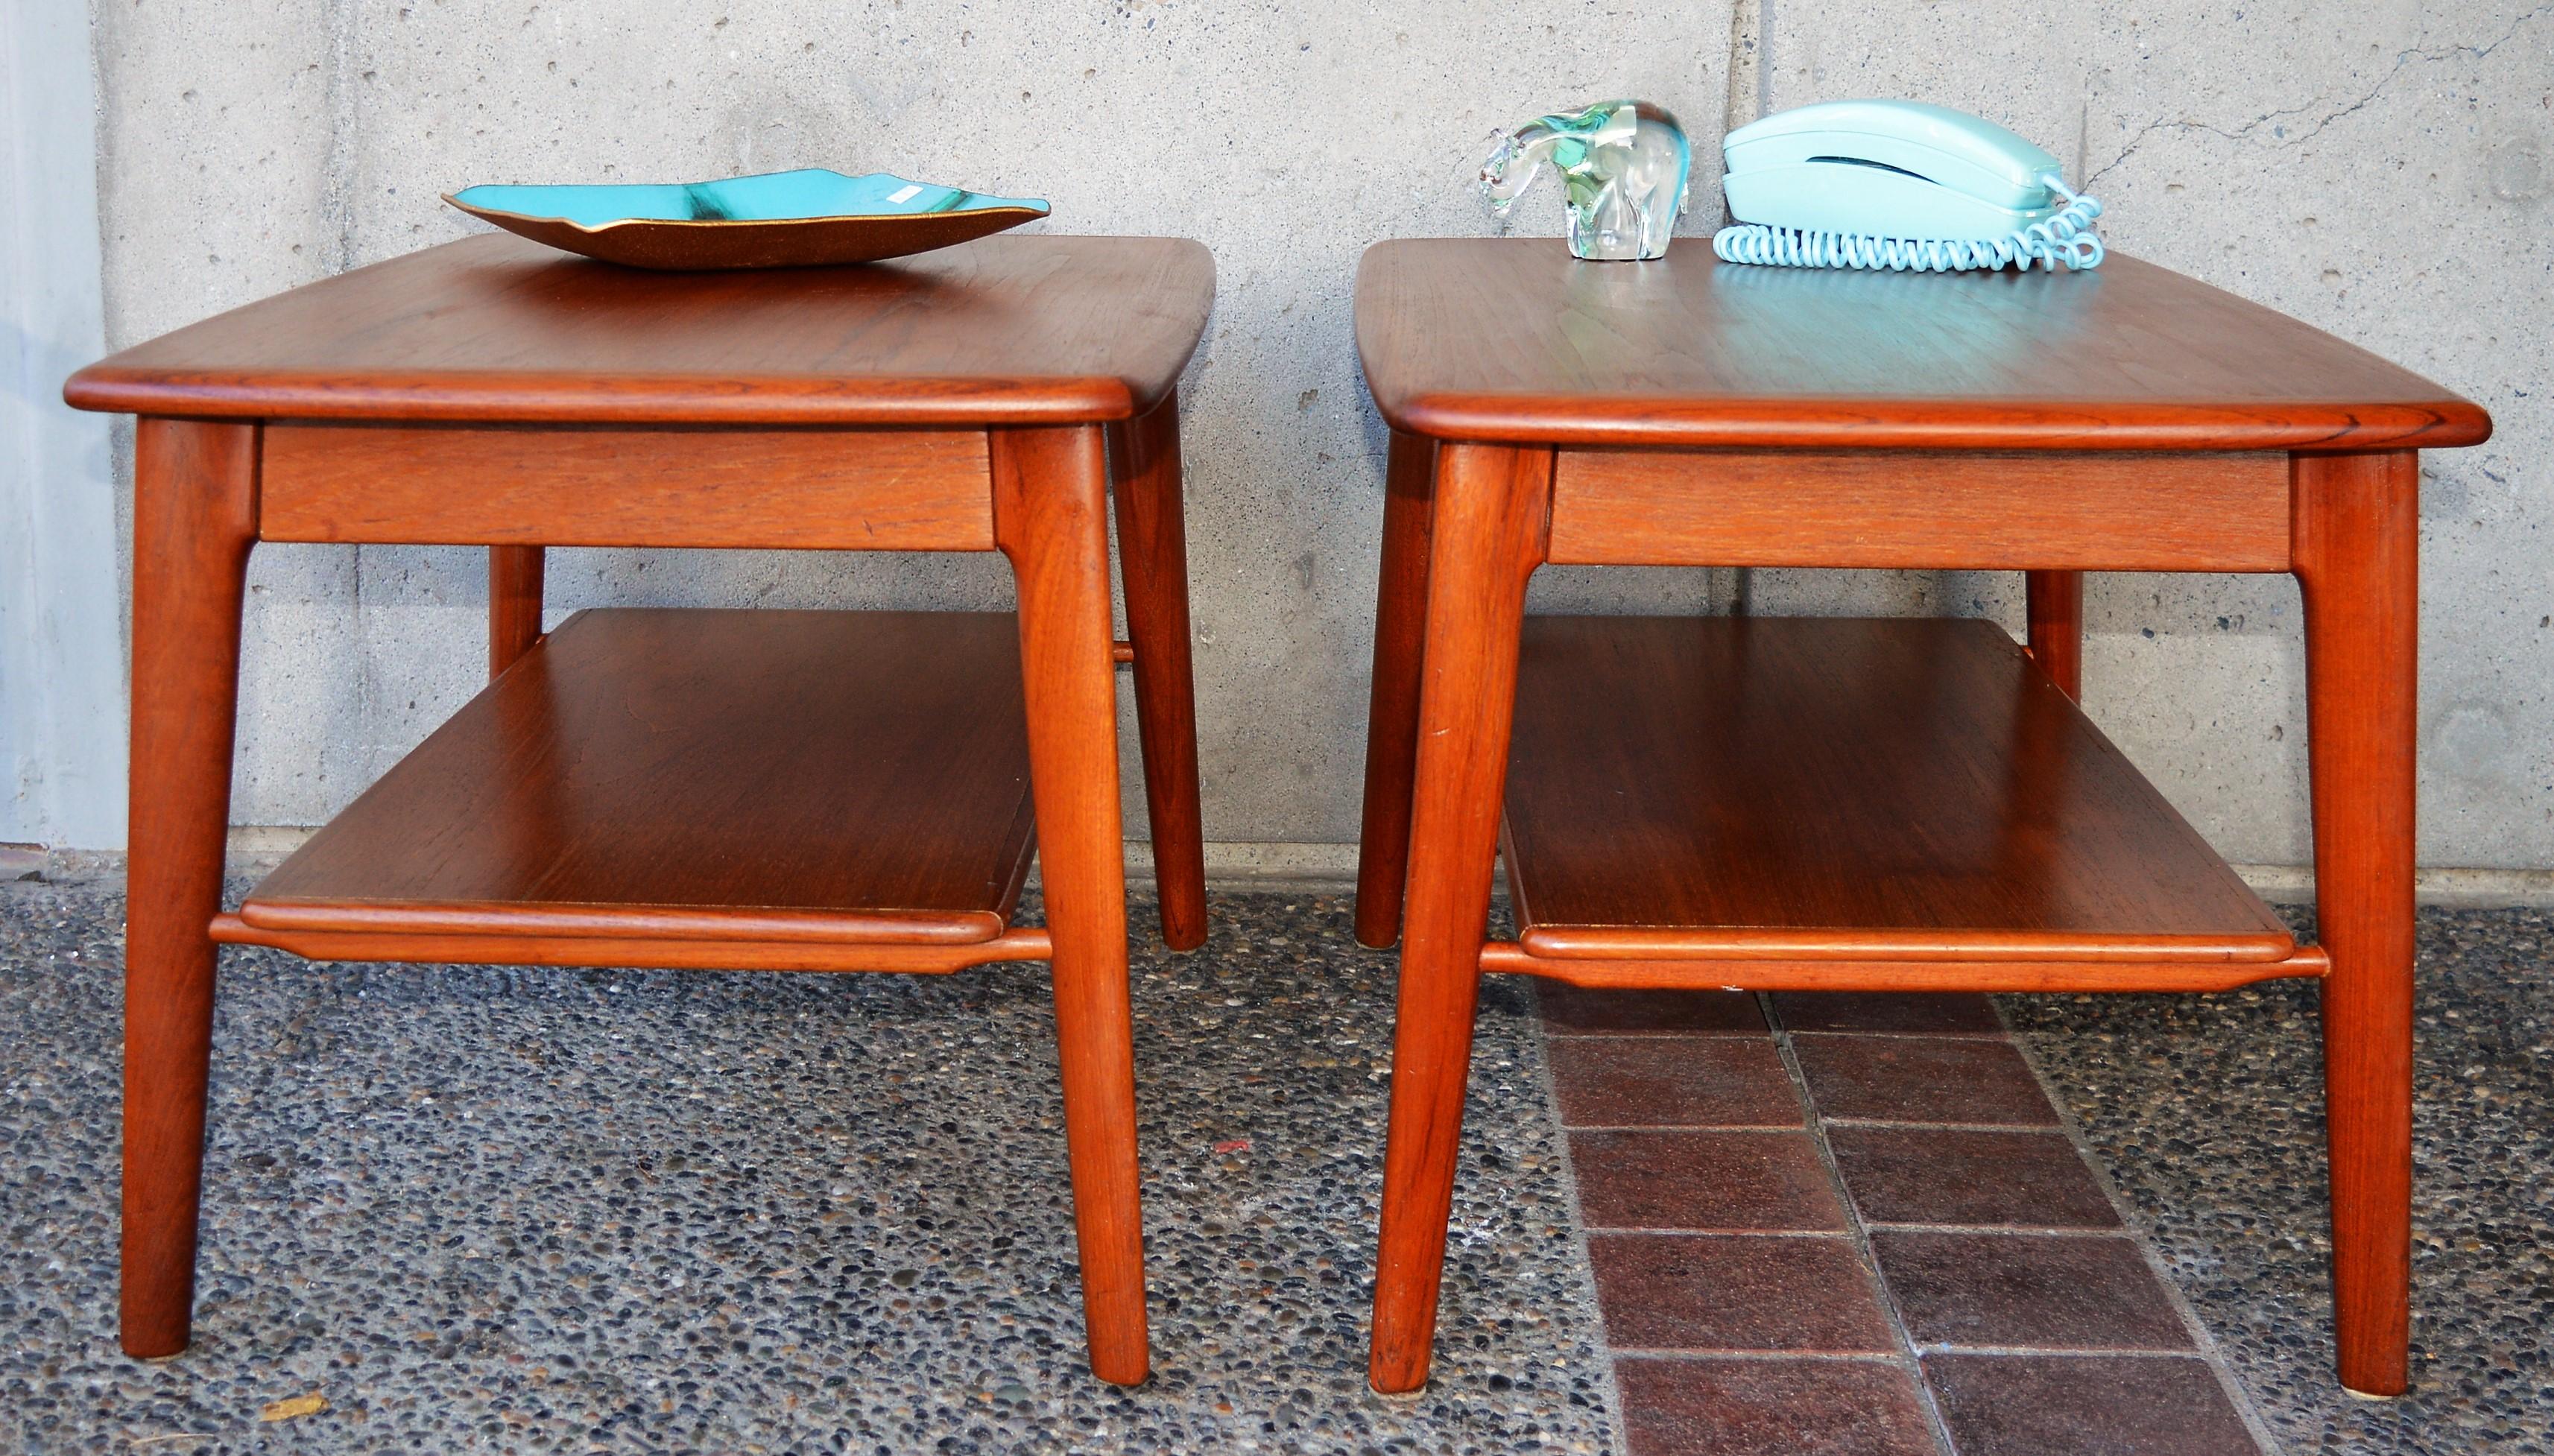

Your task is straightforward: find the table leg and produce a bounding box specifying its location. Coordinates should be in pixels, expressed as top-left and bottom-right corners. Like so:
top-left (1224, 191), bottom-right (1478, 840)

top-left (1368, 442), bottom-right (1551, 1393)
top-left (2294, 449), bottom-right (2418, 1396)
top-left (993, 425), bottom-right (1150, 1386)
top-left (2026, 569), bottom-right (2084, 700)
top-left (489, 545), bottom-right (546, 679)
top-left (1353, 430), bottom-right (1438, 948)
top-left (122, 420), bottom-right (258, 1358)
top-left (1107, 396), bottom-right (1209, 952)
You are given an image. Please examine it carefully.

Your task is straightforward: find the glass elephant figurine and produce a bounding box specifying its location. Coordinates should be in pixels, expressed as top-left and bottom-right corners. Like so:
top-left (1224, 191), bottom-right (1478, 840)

top-left (1481, 99), bottom-right (1692, 260)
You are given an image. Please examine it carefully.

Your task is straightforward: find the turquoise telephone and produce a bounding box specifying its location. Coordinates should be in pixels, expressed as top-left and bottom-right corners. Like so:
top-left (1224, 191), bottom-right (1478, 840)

top-left (1712, 101), bottom-right (2105, 272)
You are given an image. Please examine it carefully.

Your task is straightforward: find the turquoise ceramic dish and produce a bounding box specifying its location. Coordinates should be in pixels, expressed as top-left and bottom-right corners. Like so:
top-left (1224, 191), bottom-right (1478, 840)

top-left (445, 168), bottom-right (1050, 270)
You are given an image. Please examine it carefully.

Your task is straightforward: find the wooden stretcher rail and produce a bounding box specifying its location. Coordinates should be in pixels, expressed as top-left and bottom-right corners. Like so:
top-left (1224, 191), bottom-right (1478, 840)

top-left (211, 914), bottom-right (1054, 975)
top-left (1514, 924), bottom-right (2303, 963)
top-left (1478, 939), bottom-right (2330, 993)
top-left (234, 898), bottom-right (1011, 946)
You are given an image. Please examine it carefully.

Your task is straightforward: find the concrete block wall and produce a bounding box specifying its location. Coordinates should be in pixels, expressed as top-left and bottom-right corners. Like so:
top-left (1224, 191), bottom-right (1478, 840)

top-left (82, 0), bottom-right (2551, 872)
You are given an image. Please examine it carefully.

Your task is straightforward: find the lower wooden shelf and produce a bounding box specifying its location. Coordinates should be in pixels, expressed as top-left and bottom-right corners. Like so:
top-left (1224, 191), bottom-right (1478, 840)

top-left (218, 608), bottom-right (1047, 972)
top-left (1495, 614), bottom-right (2323, 993)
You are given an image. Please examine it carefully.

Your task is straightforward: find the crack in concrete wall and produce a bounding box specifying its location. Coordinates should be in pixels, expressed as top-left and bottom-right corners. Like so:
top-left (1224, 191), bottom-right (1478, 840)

top-left (2087, 1), bottom-right (2553, 185)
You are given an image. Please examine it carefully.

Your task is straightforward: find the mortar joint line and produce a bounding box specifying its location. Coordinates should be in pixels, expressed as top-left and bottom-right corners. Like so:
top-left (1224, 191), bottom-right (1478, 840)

top-left (1606, 1347), bottom-right (1903, 1364)
top-left (1862, 1221), bottom-right (2133, 1238)
top-left (1786, 1028), bottom-right (2013, 1041)
top-left (1991, 996), bottom-right (2291, 1456)
top-left (1558, 1121), bottom-right (1810, 1135)
top-left (1762, 993), bottom-right (1962, 1456)
top-left (1582, 1225), bottom-right (1855, 1239)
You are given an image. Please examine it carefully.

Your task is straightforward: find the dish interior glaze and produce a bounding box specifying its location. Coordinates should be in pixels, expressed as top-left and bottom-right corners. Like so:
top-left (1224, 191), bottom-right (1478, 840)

top-left (449, 169), bottom-right (1049, 229)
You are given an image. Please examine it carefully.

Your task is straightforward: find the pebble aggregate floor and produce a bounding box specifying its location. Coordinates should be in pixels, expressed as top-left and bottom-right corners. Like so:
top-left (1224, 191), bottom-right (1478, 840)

top-left (2005, 903), bottom-right (2553, 1456)
top-left (2, 880), bottom-right (2546, 1454)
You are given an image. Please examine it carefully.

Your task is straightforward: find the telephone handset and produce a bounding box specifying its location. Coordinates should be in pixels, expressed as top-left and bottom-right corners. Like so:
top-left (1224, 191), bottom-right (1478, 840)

top-left (1712, 101), bottom-right (2105, 272)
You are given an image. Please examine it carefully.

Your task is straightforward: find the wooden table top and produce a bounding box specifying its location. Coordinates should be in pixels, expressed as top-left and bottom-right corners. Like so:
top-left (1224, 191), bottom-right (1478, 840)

top-left (1355, 238), bottom-right (2489, 452)
top-left (67, 232), bottom-right (1215, 426)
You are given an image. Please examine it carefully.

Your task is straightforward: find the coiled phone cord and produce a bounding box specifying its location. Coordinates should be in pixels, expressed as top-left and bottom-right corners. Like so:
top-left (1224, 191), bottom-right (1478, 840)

top-left (1712, 174), bottom-right (2105, 272)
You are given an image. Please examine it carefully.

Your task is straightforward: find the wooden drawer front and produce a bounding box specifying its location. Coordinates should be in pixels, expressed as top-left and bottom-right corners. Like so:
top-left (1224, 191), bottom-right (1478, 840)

top-left (1547, 449), bottom-right (2291, 571)
top-left (260, 423), bottom-right (993, 551)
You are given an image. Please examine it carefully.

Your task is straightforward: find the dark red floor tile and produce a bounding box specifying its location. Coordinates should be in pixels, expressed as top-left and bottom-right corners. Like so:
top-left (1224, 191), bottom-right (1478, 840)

top-left (1793, 1035), bottom-right (2059, 1127)
top-left (1830, 1127), bottom-right (2120, 1229)
top-left (1590, 1234), bottom-right (1895, 1352)
top-left (1570, 1130), bottom-right (1846, 1231)
top-left (1548, 1036), bottom-right (1802, 1128)
top-left (1537, 983), bottom-right (1768, 1035)
top-left (1616, 1356), bottom-right (1938, 1456)
top-left (1924, 1354), bottom-right (2263, 1455)
top-left (1776, 991), bottom-right (2003, 1034)
top-left (1872, 1232), bottom-right (2190, 1350)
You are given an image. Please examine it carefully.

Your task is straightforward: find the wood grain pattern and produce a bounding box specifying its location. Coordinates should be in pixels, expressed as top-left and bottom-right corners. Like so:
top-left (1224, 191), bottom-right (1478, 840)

top-left (2293, 450), bottom-right (2420, 1396)
top-left (1477, 940), bottom-right (2327, 993)
top-left (121, 420), bottom-right (259, 1358)
top-left (210, 915), bottom-right (1055, 975)
top-left (1546, 450), bottom-right (2290, 570)
top-left (2026, 569), bottom-right (2084, 700)
top-left (488, 545), bottom-right (546, 677)
top-left (246, 609), bottom-right (1037, 943)
top-left (1107, 396), bottom-right (1210, 951)
top-left (993, 425), bottom-right (1151, 1385)
top-left (1355, 241), bottom-right (2491, 452)
top-left (66, 232), bottom-right (1216, 426)
top-left (1353, 429), bottom-right (1438, 949)
top-left (262, 423), bottom-right (993, 551)
top-left (1502, 615), bottom-right (2292, 958)
top-left (1369, 443), bottom-right (1553, 1395)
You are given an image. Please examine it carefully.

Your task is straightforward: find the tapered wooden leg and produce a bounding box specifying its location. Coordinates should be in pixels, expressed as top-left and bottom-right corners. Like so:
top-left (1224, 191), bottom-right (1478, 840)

top-left (2293, 450), bottom-right (2418, 1396)
top-left (1107, 396), bottom-right (1208, 952)
top-left (993, 425), bottom-right (1149, 1386)
top-left (489, 545), bottom-right (546, 678)
top-left (122, 420), bottom-right (259, 1358)
top-left (1368, 442), bottom-right (1551, 1393)
top-left (1353, 430), bottom-right (1438, 948)
top-left (2026, 569), bottom-right (2084, 700)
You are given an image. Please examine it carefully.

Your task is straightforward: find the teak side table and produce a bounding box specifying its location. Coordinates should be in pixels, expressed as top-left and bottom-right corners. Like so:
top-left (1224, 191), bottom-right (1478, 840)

top-left (66, 232), bottom-right (1218, 1386)
top-left (1347, 239), bottom-right (2491, 1396)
